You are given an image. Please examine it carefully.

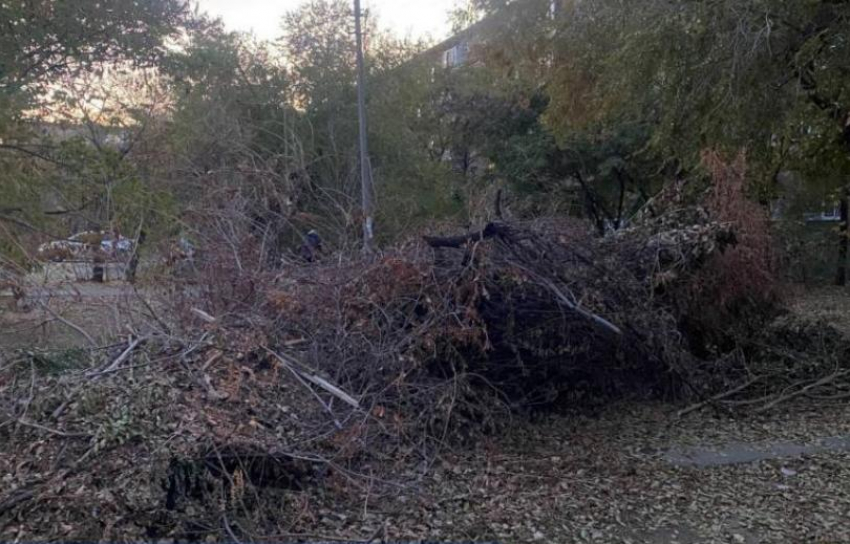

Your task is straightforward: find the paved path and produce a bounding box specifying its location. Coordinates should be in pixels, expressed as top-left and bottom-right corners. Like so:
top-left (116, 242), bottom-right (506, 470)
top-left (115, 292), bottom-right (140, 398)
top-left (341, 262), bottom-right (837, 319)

top-left (664, 435), bottom-right (850, 467)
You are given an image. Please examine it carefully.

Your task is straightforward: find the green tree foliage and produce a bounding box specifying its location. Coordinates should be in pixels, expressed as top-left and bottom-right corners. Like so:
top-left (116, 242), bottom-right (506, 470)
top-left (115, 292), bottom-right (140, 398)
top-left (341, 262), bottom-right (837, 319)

top-left (446, 0), bottom-right (850, 235)
top-left (543, 0), bottom-right (850, 189)
top-left (368, 55), bottom-right (465, 234)
top-left (157, 21), bottom-right (303, 261)
top-left (279, 0), bottom-right (463, 241)
top-left (154, 2), bottom-right (458, 251)
top-left (280, 0), bottom-right (361, 209)
top-left (0, 0), bottom-right (189, 264)
top-left (281, 0), bottom-right (356, 108)
top-left (5, 0), bottom-right (850, 271)
top-left (0, 0), bottom-right (189, 126)
top-left (539, 0), bottom-right (850, 277)
top-left (406, 0), bottom-right (657, 226)
top-left (164, 20), bottom-right (292, 167)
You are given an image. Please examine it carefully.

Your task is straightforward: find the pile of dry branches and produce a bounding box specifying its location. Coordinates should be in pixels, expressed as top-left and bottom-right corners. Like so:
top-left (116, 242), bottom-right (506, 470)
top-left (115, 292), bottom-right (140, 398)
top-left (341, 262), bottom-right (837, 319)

top-left (2, 204), bottom-right (847, 540)
top-left (4, 152), bottom-right (849, 540)
top-left (256, 213), bottom-right (738, 442)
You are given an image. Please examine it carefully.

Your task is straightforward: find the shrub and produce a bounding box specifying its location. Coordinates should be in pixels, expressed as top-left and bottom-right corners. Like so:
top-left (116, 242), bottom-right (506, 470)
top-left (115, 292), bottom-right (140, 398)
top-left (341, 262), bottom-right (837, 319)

top-left (678, 150), bottom-right (781, 353)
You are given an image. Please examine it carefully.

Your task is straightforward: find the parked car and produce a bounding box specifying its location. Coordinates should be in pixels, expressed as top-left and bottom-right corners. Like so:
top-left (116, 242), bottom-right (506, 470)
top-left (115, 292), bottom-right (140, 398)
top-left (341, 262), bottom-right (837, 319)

top-left (38, 231), bottom-right (135, 262)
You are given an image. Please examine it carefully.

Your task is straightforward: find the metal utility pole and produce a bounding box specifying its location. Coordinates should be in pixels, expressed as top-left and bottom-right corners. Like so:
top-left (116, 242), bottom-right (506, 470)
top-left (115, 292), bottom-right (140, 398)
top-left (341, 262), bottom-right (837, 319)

top-left (354, 0), bottom-right (374, 251)
top-left (838, 185), bottom-right (849, 287)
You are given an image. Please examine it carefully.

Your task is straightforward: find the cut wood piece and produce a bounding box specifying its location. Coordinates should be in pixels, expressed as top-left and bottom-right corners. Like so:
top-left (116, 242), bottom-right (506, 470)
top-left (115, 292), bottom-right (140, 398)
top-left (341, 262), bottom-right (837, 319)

top-left (300, 373), bottom-right (361, 410)
top-left (191, 308), bottom-right (217, 323)
top-left (201, 351), bottom-right (223, 371)
top-left (264, 347), bottom-right (361, 410)
top-left (540, 277), bottom-right (623, 337)
top-left (87, 337), bottom-right (144, 376)
top-left (755, 369), bottom-right (850, 414)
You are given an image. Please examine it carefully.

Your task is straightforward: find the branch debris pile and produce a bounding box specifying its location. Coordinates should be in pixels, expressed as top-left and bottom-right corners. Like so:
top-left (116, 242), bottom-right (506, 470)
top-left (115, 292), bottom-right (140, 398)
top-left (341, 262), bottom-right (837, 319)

top-left (2, 205), bottom-right (848, 540)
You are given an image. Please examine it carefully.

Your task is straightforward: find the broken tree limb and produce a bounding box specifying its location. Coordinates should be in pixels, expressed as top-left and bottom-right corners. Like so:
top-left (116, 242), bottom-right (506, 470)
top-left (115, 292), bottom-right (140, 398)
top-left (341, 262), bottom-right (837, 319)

top-left (199, 372), bottom-right (229, 401)
top-left (191, 307), bottom-right (218, 324)
top-left (424, 222), bottom-right (511, 248)
top-left (87, 337), bottom-right (144, 376)
top-left (677, 376), bottom-right (763, 417)
top-left (754, 369), bottom-right (850, 414)
top-left (266, 348), bottom-right (344, 428)
top-left (10, 417), bottom-right (91, 439)
top-left (301, 373), bottom-right (361, 410)
top-left (36, 300), bottom-right (97, 347)
top-left (423, 221), bottom-right (621, 334)
top-left (201, 351), bottom-right (223, 372)
top-left (508, 262), bottom-right (624, 337)
top-left (541, 277), bottom-right (623, 336)
top-left (264, 347), bottom-right (361, 410)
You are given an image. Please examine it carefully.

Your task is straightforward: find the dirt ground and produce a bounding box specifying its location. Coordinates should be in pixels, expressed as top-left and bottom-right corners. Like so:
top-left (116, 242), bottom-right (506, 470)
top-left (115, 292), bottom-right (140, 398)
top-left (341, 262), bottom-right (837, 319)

top-left (0, 282), bottom-right (159, 353)
top-left (363, 401), bottom-right (850, 544)
top-left (3, 398), bottom-right (850, 543)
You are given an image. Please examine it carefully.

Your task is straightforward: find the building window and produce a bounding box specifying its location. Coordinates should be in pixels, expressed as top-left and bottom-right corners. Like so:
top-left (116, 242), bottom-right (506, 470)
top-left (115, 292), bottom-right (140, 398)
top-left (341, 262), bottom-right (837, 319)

top-left (805, 202), bottom-right (843, 222)
top-left (823, 203), bottom-right (841, 219)
top-left (443, 42), bottom-right (469, 68)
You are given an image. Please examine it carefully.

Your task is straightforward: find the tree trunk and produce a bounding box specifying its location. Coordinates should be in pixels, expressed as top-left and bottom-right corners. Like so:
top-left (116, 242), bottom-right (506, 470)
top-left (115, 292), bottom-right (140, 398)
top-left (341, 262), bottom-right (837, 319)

top-left (574, 171), bottom-right (610, 236)
top-left (125, 230), bottom-right (146, 284)
top-left (838, 186), bottom-right (849, 287)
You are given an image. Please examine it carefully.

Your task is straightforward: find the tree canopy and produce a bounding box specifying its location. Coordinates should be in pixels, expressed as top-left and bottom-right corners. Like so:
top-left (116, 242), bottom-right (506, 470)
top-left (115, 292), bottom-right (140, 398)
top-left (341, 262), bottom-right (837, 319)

top-left (1, 0), bottom-right (849, 278)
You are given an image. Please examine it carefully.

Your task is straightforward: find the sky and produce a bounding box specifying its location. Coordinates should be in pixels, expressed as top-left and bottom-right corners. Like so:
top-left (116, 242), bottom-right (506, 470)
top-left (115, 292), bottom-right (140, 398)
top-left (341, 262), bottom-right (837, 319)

top-left (197, 0), bottom-right (457, 42)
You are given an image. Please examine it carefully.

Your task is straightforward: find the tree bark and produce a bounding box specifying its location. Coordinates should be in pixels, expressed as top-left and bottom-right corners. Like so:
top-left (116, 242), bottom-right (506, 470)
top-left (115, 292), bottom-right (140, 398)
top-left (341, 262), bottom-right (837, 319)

top-left (574, 171), bottom-right (612, 236)
top-left (837, 186), bottom-right (849, 287)
top-left (614, 168), bottom-right (627, 230)
top-left (125, 230), bottom-right (146, 284)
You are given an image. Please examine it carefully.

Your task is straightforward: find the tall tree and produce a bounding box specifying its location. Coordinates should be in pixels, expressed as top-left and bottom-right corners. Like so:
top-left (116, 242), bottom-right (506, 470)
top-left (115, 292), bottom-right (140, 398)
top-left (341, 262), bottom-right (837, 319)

top-left (0, 0), bottom-right (190, 128)
top-left (0, 0), bottom-right (190, 264)
top-left (538, 0), bottom-right (850, 253)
